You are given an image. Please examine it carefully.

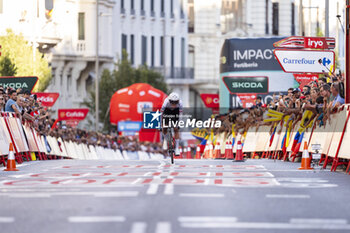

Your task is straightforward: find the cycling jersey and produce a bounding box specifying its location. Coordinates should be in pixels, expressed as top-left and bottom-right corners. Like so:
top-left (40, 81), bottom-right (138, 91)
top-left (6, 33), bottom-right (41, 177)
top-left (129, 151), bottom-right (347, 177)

top-left (160, 98), bottom-right (183, 113)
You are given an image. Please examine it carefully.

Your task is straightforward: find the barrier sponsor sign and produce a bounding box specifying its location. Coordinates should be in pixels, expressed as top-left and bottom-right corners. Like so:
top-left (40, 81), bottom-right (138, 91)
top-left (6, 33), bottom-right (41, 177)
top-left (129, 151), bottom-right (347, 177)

top-left (274, 49), bottom-right (335, 73)
top-left (200, 94), bottom-right (219, 108)
top-left (273, 36), bottom-right (335, 49)
top-left (58, 109), bottom-right (89, 121)
top-left (237, 94), bottom-right (257, 108)
top-left (293, 74), bottom-right (318, 90)
top-left (33, 93), bottom-right (59, 107)
top-left (118, 121), bottom-right (142, 132)
top-left (0, 76), bottom-right (38, 91)
top-left (222, 76), bottom-right (268, 94)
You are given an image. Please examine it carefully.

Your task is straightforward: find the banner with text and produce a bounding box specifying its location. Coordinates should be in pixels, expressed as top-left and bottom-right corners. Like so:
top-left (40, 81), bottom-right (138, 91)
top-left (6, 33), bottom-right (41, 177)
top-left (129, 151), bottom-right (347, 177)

top-left (33, 93), bottom-right (59, 107)
top-left (58, 109), bottom-right (89, 121)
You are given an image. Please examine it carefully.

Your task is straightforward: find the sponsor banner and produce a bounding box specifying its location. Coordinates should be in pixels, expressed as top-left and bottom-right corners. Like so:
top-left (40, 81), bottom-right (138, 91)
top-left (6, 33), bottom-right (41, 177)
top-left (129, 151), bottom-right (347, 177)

top-left (220, 37), bottom-right (284, 73)
top-left (58, 109), bottom-right (89, 121)
top-left (273, 36), bottom-right (335, 49)
top-left (222, 76), bottom-right (268, 94)
top-left (293, 74), bottom-right (318, 90)
top-left (118, 121), bottom-right (142, 132)
top-left (200, 94), bottom-right (219, 108)
top-left (274, 49), bottom-right (335, 73)
top-left (236, 94), bottom-right (257, 108)
top-left (33, 93), bottom-right (59, 107)
top-left (230, 92), bottom-right (288, 108)
top-left (0, 76), bottom-right (38, 91)
top-left (65, 120), bottom-right (80, 128)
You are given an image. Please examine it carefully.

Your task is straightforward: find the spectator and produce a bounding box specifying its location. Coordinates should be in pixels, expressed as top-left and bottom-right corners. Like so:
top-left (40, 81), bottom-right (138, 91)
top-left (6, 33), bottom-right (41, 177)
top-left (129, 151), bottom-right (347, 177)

top-left (5, 89), bottom-right (21, 115)
top-left (331, 82), bottom-right (345, 109)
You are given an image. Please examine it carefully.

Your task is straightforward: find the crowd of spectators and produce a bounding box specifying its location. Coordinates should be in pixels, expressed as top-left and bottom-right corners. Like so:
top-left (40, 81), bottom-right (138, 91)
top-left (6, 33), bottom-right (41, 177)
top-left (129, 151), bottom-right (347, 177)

top-left (215, 71), bottom-right (345, 137)
top-left (0, 86), bottom-right (163, 155)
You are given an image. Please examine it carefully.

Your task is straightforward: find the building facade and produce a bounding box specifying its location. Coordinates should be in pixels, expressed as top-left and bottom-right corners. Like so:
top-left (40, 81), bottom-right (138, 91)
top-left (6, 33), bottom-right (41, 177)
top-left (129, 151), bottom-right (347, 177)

top-left (188, 0), bottom-right (300, 107)
top-left (0, 0), bottom-right (191, 124)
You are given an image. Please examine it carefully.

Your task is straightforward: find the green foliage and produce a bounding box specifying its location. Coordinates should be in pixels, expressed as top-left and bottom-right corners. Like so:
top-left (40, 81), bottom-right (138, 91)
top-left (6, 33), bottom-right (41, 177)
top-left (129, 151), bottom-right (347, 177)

top-left (84, 50), bottom-right (168, 132)
top-left (0, 29), bottom-right (52, 91)
top-left (0, 54), bottom-right (17, 76)
top-left (316, 27), bottom-right (324, 37)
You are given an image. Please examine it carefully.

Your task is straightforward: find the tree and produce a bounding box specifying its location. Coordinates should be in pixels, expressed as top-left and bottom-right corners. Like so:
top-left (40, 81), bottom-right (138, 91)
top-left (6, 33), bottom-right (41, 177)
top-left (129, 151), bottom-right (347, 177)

top-left (84, 50), bottom-right (168, 132)
top-left (0, 29), bottom-right (52, 91)
top-left (0, 55), bottom-right (17, 76)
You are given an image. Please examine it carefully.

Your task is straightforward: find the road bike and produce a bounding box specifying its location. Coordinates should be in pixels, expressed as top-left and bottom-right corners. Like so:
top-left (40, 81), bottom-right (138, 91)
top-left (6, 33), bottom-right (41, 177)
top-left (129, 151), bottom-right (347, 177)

top-left (164, 127), bottom-right (175, 164)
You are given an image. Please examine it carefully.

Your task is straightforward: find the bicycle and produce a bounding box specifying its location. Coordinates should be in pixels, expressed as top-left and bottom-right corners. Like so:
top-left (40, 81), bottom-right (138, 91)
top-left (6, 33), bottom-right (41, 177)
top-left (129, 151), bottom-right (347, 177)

top-left (164, 127), bottom-right (175, 164)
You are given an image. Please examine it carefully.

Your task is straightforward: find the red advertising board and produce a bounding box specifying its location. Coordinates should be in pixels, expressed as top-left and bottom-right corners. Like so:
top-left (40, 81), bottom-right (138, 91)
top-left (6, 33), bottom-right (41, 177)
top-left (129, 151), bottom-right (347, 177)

top-left (273, 36), bottom-right (335, 49)
top-left (237, 93), bottom-right (257, 108)
top-left (58, 109), bottom-right (89, 121)
top-left (293, 74), bottom-right (318, 90)
top-left (304, 37), bottom-right (328, 49)
top-left (33, 93), bottom-right (59, 107)
top-left (200, 94), bottom-right (219, 108)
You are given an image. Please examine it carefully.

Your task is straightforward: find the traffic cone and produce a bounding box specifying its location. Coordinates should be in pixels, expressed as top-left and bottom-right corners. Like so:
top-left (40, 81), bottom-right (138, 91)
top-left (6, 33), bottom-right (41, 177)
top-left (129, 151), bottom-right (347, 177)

top-left (186, 146), bottom-right (192, 159)
top-left (179, 147), bottom-right (183, 159)
top-left (208, 143), bottom-right (214, 159)
top-left (227, 141), bottom-right (234, 159)
top-left (298, 142), bottom-right (313, 170)
top-left (195, 145), bottom-right (201, 159)
top-left (4, 143), bottom-right (19, 171)
top-left (214, 142), bottom-right (221, 159)
top-left (31, 152), bottom-right (36, 161)
top-left (233, 140), bottom-right (244, 162)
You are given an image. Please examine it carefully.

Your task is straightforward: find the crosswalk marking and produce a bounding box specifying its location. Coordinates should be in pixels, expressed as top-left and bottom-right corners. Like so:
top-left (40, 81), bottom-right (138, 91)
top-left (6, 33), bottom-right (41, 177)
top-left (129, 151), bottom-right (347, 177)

top-left (130, 222), bottom-right (147, 233)
top-left (68, 216), bottom-right (125, 223)
top-left (155, 222), bottom-right (171, 233)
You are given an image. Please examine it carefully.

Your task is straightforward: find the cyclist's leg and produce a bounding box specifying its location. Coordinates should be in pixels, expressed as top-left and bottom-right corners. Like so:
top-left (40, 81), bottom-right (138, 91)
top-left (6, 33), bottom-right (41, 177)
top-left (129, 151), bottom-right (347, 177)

top-left (174, 127), bottom-right (180, 156)
top-left (162, 127), bottom-right (168, 150)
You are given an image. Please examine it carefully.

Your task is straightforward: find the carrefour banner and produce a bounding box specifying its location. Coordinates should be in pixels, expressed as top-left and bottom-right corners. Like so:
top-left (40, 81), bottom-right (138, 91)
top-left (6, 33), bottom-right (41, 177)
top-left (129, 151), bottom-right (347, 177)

top-left (220, 37), bottom-right (298, 110)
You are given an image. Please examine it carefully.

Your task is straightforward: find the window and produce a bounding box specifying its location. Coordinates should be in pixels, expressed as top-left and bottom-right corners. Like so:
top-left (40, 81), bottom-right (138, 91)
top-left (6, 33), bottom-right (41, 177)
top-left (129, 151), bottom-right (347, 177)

top-left (181, 38), bottom-right (185, 68)
top-left (265, 0), bottom-right (269, 34)
top-left (272, 3), bottom-right (279, 35)
top-left (160, 36), bottom-right (164, 65)
top-left (78, 13), bottom-right (85, 40)
top-left (161, 0), bottom-right (165, 17)
top-left (142, 36), bottom-right (147, 65)
top-left (171, 37), bottom-right (174, 68)
top-left (141, 0), bottom-right (145, 15)
top-left (180, 0), bottom-right (185, 19)
top-left (151, 36), bottom-right (155, 67)
top-left (291, 3), bottom-right (295, 35)
top-left (188, 0), bottom-right (194, 32)
top-left (122, 34), bottom-right (127, 59)
top-left (130, 35), bottom-right (134, 64)
top-left (151, 0), bottom-right (154, 14)
top-left (131, 0), bottom-right (135, 14)
top-left (121, 0), bottom-right (125, 13)
top-left (170, 0), bottom-right (174, 18)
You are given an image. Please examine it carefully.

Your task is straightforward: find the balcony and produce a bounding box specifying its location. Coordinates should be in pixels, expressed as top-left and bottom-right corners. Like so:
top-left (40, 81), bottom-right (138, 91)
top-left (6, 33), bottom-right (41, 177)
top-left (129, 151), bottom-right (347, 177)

top-left (152, 67), bottom-right (194, 80)
top-left (141, 10), bottom-right (146, 17)
top-left (161, 12), bottom-right (165, 18)
top-left (130, 9), bottom-right (135, 15)
top-left (120, 8), bottom-right (126, 17)
top-left (151, 11), bottom-right (155, 18)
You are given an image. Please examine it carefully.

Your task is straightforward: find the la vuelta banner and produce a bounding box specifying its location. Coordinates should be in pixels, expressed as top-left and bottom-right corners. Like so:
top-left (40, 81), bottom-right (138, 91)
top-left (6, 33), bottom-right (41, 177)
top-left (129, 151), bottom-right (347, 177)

top-left (200, 94), bottom-right (219, 108)
top-left (33, 93), bottom-right (59, 107)
top-left (58, 108), bottom-right (89, 121)
top-left (293, 74), bottom-right (318, 90)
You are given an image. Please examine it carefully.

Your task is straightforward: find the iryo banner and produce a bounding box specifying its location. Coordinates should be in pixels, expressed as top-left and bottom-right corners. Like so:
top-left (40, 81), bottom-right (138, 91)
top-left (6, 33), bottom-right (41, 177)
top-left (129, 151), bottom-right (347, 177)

top-left (58, 109), bottom-right (89, 121)
top-left (237, 93), bottom-right (257, 108)
top-left (33, 93), bottom-right (59, 107)
top-left (0, 76), bottom-right (38, 91)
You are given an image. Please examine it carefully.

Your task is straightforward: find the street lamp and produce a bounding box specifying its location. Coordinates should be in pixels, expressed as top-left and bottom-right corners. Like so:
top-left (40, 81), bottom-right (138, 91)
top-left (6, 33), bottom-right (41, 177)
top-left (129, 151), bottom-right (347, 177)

top-left (95, 0), bottom-right (99, 132)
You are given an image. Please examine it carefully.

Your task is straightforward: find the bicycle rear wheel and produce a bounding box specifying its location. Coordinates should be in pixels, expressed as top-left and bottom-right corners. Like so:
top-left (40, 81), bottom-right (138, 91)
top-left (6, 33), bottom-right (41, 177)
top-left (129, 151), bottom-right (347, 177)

top-left (167, 129), bottom-right (175, 164)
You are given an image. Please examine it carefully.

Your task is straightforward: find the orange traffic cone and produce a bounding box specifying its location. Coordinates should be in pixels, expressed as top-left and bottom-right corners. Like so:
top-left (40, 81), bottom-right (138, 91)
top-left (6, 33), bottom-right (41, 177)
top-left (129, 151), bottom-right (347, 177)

top-left (298, 142), bottom-right (313, 170)
top-left (227, 141), bottom-right (234, 159)
top-left (203, 144), bottom-right (209, 159)
top-left (180, 147), bottom-right (184, 159)
top-left (233, 140), bottom-right (244, 162)
top-left (186, 146), bottom-right (192, 159)
top-left (4, 143), bottom-right (18, 171)
top-left (208, 143), bottom-right (214, 159)
top-left (214, 142), bottom-right (221, 159)
top-left (195, 145), bottom-right (201, 159)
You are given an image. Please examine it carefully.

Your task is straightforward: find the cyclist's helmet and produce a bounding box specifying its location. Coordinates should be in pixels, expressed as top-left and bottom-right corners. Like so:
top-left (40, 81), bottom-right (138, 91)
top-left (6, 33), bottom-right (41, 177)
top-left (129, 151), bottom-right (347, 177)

top-left (168, 92), bottom-right (180, 104)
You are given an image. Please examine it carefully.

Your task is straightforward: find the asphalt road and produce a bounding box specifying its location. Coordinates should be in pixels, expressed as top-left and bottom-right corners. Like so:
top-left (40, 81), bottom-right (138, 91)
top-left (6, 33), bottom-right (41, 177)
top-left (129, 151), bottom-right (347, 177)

top-left (0, 158), bottom-right (350, 233)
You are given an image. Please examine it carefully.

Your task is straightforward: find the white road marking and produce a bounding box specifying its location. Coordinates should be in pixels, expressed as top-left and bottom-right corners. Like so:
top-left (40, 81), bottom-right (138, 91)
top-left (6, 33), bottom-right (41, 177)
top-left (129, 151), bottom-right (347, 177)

top-left (179, 216), bottom-right (237, 222)
top-left (266, 194), bottom-right (310, 199)
top-left (179, 218), bottom-right (350, 230)
top-left (130, 222), bottom-right (147, 233)
top-left (231, 189), bottom-right (237, 193)
top-left (155, 222), bottom-right (171, 233)
top-left (0, 191), bottom-right (138, 198)
top-left (93, 191), bottom-right (139, 197)
top-left (0, 217), bottom-right (15, 223)
top-left (9, 173), bottom-right (34, 178)
top-left (68, 216), bottom-right (125, 223)
top-left (146, 184), bottom-right (159, 195)
top-left (164, 184), bottom-right (174, 195)
top-left (179, 193), bottom-right (224, 198)
top-left (7, 193), bottom-right (51, 198)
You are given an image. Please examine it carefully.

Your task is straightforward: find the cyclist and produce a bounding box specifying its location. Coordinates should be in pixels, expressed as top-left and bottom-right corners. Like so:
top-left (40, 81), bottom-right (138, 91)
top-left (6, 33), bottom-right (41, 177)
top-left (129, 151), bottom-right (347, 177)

top-left (161, 92), bottom-right (183, 156)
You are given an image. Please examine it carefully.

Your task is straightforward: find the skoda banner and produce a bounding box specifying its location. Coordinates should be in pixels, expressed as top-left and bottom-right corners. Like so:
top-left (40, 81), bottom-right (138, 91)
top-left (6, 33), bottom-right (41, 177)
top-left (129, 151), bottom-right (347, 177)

top-left (220, 37), bottom-right (297, 110)
top-left (0, 76), bottom-right (38, 91)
